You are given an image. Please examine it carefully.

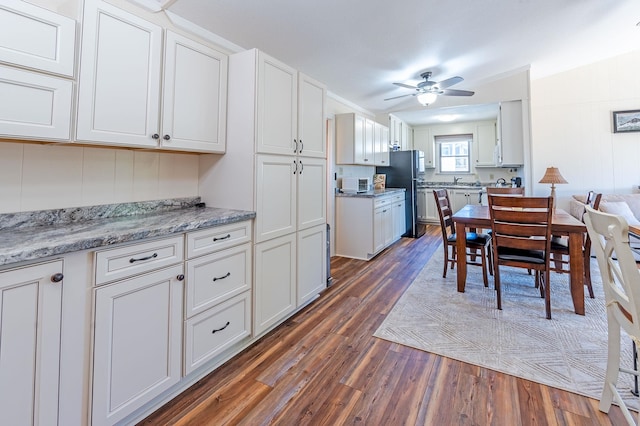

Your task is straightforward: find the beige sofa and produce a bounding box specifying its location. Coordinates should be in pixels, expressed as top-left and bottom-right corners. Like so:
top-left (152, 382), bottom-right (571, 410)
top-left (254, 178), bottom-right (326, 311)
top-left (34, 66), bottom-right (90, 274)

top-left (570, 193), bottom-right (640, 259)
top-left (569, 193), bottom-right (640, 225)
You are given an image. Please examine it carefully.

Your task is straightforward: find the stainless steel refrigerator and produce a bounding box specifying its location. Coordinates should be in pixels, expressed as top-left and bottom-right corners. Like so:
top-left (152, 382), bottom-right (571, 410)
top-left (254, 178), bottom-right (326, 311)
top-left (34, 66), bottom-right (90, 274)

top-left (376, 150), bottom-right (426, 238)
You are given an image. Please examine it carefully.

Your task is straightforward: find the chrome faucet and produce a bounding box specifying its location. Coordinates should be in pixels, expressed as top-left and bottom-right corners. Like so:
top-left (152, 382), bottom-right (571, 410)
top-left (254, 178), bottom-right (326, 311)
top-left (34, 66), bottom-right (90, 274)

top-left (453, 176), bottom-right (461, 185)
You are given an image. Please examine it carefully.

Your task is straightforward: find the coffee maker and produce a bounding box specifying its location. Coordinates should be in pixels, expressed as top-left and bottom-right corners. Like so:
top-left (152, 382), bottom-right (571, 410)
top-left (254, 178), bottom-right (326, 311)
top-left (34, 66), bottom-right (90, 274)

top-left (511, 177), bottom-right (522, 188)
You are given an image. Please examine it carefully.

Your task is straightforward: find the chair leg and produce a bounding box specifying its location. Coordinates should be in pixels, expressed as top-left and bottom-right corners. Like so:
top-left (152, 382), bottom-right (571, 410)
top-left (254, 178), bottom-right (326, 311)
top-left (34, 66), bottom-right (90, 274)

top-left (442, 246), bottom-right (449, 278)
top-left (480, 246), bottom-right (489, 287)
top-left (584, 253), bottom-right (595, 299)
top-left (544, 270), bottom-right (551, 319)
top-left (450, 246), bottom-right (456, 270)
top-left (494, 264), bottom-right (502, 310)
top-left (599, 313), bottom-right (621, 413)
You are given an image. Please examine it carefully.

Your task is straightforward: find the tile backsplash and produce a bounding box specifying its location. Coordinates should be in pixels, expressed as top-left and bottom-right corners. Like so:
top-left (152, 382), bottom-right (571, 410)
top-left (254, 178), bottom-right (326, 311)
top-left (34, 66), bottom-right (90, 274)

top-left (0, 142), bottom-right (199, 214)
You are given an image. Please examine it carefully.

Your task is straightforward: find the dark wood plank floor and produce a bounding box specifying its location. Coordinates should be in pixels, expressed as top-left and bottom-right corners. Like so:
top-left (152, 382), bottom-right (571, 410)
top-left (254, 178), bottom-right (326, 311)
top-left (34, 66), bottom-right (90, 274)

top-left (140, 225), bottom-right (626, 425)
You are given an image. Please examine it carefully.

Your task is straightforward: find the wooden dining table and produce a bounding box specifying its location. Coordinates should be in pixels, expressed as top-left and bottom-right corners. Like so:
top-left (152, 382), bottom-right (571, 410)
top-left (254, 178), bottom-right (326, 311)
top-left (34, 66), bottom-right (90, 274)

top-left (452, 204), bottom-right (588, 315)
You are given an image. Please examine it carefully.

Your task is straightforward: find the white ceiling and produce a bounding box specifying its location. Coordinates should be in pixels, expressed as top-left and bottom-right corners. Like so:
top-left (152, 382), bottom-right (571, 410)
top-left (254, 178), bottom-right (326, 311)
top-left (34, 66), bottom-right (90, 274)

top-left (152, 0), bottom-right (640, 126)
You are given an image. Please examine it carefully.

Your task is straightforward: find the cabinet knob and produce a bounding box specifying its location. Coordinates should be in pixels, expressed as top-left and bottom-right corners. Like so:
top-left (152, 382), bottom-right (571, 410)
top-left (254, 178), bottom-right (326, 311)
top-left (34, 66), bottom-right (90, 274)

top-left (177, 274), bottom-right (185, 281)
top-left (152, 134), bottom-right (160, 139)
top-left (51, 273), bottom-right (64, 283)
top-left (163, 134), bottom-right (171, 141)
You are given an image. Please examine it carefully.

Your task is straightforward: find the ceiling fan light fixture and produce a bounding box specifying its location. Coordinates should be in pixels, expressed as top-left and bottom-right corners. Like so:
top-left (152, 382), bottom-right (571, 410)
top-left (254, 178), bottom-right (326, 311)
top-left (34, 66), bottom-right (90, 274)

top-left (417, 92), bottom-right (438, 106)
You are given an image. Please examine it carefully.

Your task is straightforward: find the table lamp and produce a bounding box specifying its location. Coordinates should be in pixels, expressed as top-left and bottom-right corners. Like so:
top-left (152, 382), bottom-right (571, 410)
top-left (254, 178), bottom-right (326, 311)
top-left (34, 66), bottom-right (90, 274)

top-left (538, 166), bottom-right (568, 207)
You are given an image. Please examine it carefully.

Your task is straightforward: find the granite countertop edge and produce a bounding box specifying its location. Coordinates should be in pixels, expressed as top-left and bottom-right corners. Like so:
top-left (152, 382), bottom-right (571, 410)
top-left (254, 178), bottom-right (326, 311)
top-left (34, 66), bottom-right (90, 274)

top-left (0, 199), bottom-right (256, 267)
top-left (335, 188), bottom-right (406, 198)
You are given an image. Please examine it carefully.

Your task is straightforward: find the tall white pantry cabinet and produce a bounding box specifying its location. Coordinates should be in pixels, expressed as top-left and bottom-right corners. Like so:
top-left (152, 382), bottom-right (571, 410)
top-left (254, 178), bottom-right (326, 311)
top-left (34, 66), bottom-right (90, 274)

top-left (200, 48), bottom-right (327, 336)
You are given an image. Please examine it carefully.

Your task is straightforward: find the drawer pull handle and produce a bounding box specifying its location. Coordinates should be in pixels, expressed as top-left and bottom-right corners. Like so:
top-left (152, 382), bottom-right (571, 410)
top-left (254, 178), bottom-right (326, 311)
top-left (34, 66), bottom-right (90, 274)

top-left (213, 234), bottom-right (231, 242)
top-left (213, 272), bottom-right (231, 282)
top-left (129, 253), bottom-right (158, 263)
top-left (212, 321), bottom-right (230, 334)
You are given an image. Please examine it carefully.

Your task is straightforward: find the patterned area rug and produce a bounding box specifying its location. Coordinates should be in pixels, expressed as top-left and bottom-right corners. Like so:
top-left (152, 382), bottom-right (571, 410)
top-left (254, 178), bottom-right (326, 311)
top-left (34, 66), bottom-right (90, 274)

top-left (374, 250), bottom-right (639, 410)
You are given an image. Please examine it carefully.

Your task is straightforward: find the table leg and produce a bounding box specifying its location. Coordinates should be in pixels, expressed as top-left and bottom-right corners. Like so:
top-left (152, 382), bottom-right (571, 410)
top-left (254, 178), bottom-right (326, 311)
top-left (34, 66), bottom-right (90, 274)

top-left (568, 232), bottom-right (585, 315)
top-left (456, 221), bottom-right (467, 292)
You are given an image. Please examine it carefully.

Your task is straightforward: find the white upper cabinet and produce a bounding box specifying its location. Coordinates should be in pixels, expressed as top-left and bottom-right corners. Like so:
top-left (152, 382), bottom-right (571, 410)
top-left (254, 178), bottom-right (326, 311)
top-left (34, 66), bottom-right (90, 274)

top-left (297, 73), bottom-right (326, 158)
top-left (336, 113), bottom-right (375, 165)
top-left (497, 100), bottom-right (524, 166)
top-left (374, 121), bottom-right (389, 166)
top-left (162, 31), bottom-right (227, 153)
top-left (0, 1), bottom-right (76, 77)
top-left (77, 0), bottom-right (228, 153)
top-left (257, 52), bottom-right (298, 155)
top-left (0, 65), bottom-right (73, 140)
top-left (76, 0), bottom-right (162, 148)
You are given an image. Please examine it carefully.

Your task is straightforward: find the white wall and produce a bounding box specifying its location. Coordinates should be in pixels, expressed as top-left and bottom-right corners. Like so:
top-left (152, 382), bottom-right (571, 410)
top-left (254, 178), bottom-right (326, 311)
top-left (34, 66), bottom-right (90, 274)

top-left (530, 49), bottom-right (640, 210)
top-left (0, 142), bottom-right (199, 213)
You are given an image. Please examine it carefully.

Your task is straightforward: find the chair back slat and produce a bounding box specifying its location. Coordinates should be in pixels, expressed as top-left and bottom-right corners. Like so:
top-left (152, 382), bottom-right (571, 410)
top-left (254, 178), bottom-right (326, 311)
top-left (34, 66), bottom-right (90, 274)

top-left (486, 187), bottom-right (525, 195)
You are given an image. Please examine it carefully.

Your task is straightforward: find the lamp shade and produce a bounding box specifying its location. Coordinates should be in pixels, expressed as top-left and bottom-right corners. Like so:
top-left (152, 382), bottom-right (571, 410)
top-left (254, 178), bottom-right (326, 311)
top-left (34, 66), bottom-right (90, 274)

top-left (538, 167), bottom-right (568, 185)
top-left (417, 92), bottom-right (437, 106)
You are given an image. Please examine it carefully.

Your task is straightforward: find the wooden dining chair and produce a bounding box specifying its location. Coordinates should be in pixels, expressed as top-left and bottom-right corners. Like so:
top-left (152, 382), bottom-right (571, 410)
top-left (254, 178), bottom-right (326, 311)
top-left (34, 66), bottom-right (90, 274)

top-left (433, 189), bottom-right (492, 287)
top-left (549, 191), bottom-right (601, 299)
top-left (486, 187), bottom-right (525, 195)
top-left (488, 195), bottom-right (554, 319)
top-left (584, 205), bottom-right (640, 425)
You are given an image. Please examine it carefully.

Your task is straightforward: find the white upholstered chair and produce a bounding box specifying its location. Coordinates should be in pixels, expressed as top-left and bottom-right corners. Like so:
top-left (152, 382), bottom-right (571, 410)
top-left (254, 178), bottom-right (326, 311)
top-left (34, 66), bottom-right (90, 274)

top-left (584, 205), bottom-right (640, 425)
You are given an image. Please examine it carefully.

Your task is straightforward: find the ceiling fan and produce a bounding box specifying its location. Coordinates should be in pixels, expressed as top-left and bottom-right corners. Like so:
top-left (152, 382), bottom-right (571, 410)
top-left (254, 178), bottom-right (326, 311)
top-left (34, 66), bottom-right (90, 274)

top-left (385, 71), bottom-right (475, 105)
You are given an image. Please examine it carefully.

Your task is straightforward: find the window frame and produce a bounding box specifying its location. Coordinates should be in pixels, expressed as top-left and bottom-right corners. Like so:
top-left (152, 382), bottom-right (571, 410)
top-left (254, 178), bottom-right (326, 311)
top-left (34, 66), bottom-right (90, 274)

top-left (436, 134), bottom-right (472, 174)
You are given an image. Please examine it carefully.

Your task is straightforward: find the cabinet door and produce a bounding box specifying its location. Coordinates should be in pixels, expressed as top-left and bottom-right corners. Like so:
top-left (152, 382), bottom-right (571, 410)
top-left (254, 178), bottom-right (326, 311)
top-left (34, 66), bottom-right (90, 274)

top-left (297, 224), bottom-right (326, 306)
top-left (395, 200), bottom-right (406, 240)
top-left (383, 207), bottom-right (395, 246)
top-left (352, 114), bottom-right (366, 164)
top-left (363, 118), bottom-right (374, 164)
top-left (413, 128), bottom-right (434, 168)
top-left (417, 189), bottom-right (427, 220)
top-left (256, 52), bottom-right (297, 155)
top-left (92, 264), bottom-right (183, 426)
top-left (76, 0), bottom-right (162, 147)
top-left (254, 234), bottom-right (296, 335)
top-left (255, 155), bottom-right (297, 243)
top-left (498, 100), bottom-right (524, 166)
top-left (426, 190), bottom-right (439, 221)
top-left (297, 157), bottom-right (326, 230)
top-left (476, 123), bottom-right (497, 166)
top-left (298, 73), bottom-right (326, 158)
top-left (161, 31), bottom-right (228, 153)
top-left (0, 1), bottom-right (75, 76)
top-left (374, 122), bottom-right (389, 166)
top-left (451, 191), bottom-right (469, 214)
top-left (0, 260), bottom-right (62, 426)
top-left (0, 65), bottom-right (72, 140)
top-left (373, 207), bottom-right (386, 253)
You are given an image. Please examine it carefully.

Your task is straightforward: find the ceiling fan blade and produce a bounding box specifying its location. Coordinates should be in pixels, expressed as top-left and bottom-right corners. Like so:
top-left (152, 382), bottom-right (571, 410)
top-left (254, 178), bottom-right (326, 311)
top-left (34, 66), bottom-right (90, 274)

top-left (436, 76), bottom-right (463, 89)
top-left (384, 93), bottom-right (417, 101)
top-left (393, 82), bottom-right (418, 89)
top-left (440, 89), bottom-right (475, 96)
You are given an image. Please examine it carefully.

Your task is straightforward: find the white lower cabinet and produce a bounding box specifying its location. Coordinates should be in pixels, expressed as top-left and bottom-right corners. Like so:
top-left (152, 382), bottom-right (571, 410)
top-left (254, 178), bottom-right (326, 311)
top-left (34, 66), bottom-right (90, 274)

top-left (92, 264), bottom-right (184, 426)
top-left (0, 260), bottom-right (63, 426)
top-left (336, 193), bottom-right (404, 260)
top-left (254, 233), bottom-right (296, 335)
top-left (297, 224), bottom-right (326, 306)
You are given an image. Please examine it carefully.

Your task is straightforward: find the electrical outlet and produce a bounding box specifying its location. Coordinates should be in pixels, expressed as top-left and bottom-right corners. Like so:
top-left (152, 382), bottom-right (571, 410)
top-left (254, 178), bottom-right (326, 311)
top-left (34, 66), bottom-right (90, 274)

top-left (489, 174), bottom-right (494, 180)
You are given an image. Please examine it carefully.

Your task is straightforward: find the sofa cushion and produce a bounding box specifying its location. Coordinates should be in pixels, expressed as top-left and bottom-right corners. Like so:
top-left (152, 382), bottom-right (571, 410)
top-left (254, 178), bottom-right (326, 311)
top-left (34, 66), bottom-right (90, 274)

top-left (599, 201), bottom-right (640, 226)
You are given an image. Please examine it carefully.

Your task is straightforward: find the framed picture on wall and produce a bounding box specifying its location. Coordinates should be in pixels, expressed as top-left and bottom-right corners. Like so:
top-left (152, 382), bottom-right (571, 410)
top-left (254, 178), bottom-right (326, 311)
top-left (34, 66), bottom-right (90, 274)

top-left (613, 109), bottom-right (640, 133)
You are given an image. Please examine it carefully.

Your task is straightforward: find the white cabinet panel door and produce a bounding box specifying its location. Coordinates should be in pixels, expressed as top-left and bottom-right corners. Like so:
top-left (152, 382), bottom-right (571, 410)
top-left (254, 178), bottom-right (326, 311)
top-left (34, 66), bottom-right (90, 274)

top-left (256, 52), bottom-right (297, 155)
top-left (0, 65), bottom-right (72, 140)
top-left (0, 1), bottom-right (75, 76)
top-left (0, 260), bottom-right (62, 426)
top-left (254, 234), bottom-right (296, 335)
top-left (297, 157), bottom-right (326, 231)
top-left (162, 31), bottom-right (228, 153)
top-left (77, 0), bottom-right (162, 147)
top-left (92, 265), bottom-right (183, 426)
top-left (297, 224), bottom-right (326, 306)
top-left (255, 155), bottom-right (297, 243)
top-left (297, 73), bottom-right (326, 158)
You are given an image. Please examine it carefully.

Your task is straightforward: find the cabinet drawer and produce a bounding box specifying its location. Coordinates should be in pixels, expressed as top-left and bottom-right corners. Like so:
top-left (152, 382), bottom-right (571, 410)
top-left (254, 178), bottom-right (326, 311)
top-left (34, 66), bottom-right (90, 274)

top-left (184, 292), bottom-right (251, 375)
top-left (95, 236), bottom-right (184, 285)
top-left (185, 243), bottom-right (251, 318)
top-left (374, 197), bottom-right (393, 209)
top-left (186, 221), bottom-right (251, 258)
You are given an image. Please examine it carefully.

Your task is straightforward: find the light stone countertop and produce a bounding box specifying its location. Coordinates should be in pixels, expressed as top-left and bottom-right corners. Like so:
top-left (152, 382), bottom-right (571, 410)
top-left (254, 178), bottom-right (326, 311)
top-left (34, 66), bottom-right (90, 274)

top-left (0, 197), bottom-right (255, 267)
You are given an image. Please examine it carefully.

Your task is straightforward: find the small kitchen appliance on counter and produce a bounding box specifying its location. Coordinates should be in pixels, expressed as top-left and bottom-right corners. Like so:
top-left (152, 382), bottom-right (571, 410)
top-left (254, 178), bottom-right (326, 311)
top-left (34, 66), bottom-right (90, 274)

top-left (341, 177), bottom-right (370, 193)
top-left (511, 177), bottom-right (522, 187)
